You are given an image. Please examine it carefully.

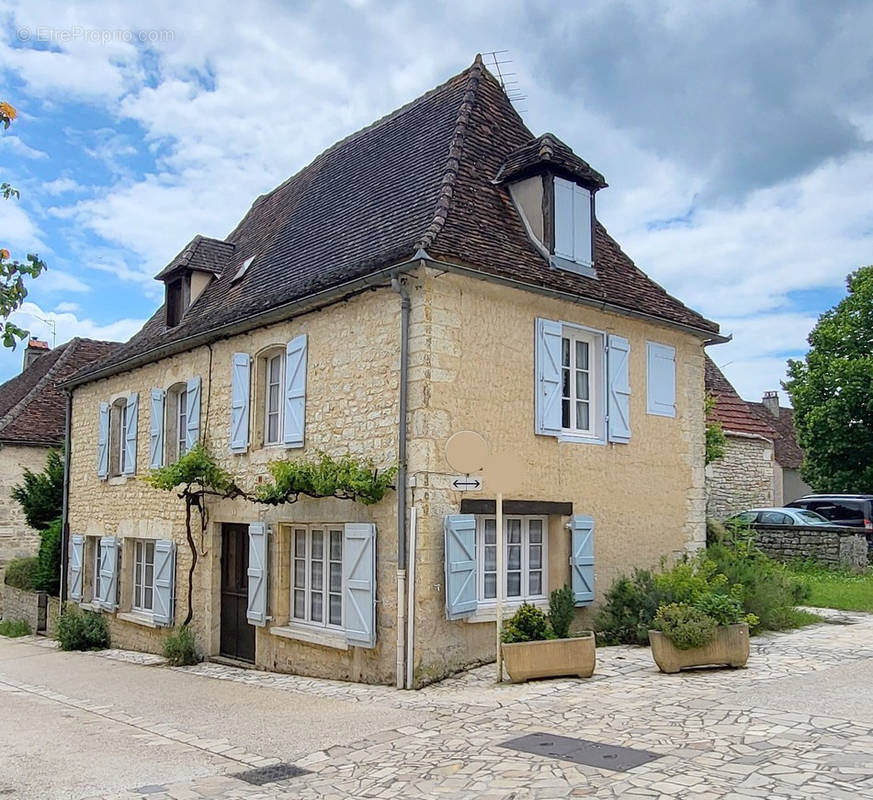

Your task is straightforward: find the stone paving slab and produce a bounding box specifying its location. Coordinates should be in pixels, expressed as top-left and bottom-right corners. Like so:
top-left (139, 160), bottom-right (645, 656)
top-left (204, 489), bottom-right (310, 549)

top-left (22, 609), bottom-right (873, 799)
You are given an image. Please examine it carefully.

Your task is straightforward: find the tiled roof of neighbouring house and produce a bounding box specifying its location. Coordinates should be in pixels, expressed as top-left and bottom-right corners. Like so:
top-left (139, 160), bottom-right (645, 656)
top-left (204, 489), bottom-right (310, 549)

top-left (0, 338), bottom-right (120, 445)
top-left (704, 357), bottom-right (776, 440)
top-left (747, 401), bottom-right (804, 469)
top-left (70, 55), bottom-right (721, 385)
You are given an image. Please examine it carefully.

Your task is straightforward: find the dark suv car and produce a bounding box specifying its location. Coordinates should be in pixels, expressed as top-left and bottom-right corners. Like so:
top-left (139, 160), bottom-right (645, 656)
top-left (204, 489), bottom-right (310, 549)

top-left (787, 495), bottom-right (873, 530)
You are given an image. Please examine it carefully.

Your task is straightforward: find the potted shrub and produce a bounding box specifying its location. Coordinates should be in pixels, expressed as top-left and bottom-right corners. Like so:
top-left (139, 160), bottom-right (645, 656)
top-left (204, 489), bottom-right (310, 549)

top-left (501, 586), bottom-right (596, 683)
top-left (648, 593), bottom-right (756, 673)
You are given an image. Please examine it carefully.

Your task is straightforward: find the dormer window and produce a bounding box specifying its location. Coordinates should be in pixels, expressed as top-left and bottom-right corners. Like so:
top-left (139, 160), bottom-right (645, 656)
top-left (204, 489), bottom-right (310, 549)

top-left (553, 177), bottom-right (593, 271)
top-left (166, 274), bottom-right (191, 327)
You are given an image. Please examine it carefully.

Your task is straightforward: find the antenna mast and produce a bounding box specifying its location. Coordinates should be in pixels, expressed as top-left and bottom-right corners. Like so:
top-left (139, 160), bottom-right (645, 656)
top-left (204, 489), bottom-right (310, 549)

top-left (484, 50), bottom-right (527, 112)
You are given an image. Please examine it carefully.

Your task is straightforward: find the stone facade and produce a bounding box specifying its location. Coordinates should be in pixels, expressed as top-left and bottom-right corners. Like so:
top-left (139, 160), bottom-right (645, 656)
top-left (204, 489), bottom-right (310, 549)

top-left (0, 444), bottom-right (49, 574)
top-left (705, 434), bottom-right (775, 520)
top-left (753, 525), bottom-right (869, 569)
top-left (67, 267), bottom-right (709, 686)
top-left (0, 583), bottom-right (58, 633)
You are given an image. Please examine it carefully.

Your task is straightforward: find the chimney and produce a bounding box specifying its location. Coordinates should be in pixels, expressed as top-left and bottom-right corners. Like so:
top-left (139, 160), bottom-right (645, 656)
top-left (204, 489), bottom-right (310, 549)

top-left (762, 390), bottom-right (780, 418)
top-left (22, 338), bottom-right (50, 372)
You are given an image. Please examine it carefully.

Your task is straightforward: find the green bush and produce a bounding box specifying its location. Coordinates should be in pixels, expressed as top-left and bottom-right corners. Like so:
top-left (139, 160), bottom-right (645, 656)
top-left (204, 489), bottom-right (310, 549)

top-left (548, 585), bottom-right (575, 640)
top-left (11, 448), bottom-right (63, 532)
top-left (0, 619), bottom-right (30, 637)
top-left (163, 625), bottom-right (200, 666)
top-left (694, 590), bottom-right (757, 628)
top-left (653, 603), bottom-right (716, 650)
top-left (501, 603), bottom-right (552, 643)
top-left (4, 557), bottom-right (38, 591)
top-left (34, 518), bottom-right (61, 596)
top-left (56, 606), bottom-right (110, 651)
top-left (594, 569), bottom-right (670, 645)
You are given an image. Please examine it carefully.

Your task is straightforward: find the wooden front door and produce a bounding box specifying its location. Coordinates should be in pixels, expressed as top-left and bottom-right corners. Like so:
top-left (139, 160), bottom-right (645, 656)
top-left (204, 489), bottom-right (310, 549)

top-left (220, 523), bottom-right (255, 662)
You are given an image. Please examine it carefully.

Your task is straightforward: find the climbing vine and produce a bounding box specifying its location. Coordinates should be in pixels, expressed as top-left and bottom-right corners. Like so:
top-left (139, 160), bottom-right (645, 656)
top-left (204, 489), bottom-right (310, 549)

top-left (148, 444), bottom-right (396, 625)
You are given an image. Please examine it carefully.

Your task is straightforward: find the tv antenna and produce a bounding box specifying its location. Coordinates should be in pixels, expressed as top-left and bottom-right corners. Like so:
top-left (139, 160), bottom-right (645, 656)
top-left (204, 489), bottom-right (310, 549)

top-left (483, 50), bottom-right (527, 112)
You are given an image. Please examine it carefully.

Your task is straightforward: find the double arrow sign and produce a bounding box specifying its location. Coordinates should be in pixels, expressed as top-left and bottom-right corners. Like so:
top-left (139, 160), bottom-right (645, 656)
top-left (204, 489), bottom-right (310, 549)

top-left (450, 475), bottom-right (483, 491)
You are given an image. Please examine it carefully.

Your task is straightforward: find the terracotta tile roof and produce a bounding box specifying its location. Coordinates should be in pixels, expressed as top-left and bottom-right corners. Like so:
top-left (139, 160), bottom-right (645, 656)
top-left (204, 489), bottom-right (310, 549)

top-left (747, 402), bottom-right (804, 468)
top-left (71, 56), bottom-right (720, 386)
top-left (704, 357), bottom-right (775, 440)
top-left (0, 339), bottom-right (119, 445)
top-left (495, 132), bottom-right (607, 188)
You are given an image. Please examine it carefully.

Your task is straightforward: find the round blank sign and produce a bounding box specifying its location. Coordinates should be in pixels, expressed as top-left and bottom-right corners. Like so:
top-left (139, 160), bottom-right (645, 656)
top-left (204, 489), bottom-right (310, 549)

top-left (445, 430), bottom-right (489, 474)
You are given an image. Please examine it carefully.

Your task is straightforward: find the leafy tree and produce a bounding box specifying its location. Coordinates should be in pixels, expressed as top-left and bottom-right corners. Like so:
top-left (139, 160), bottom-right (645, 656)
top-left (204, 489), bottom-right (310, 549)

top-left (785, 266), bottom-right (873, 492)
top-left (12, 448), bottom-right (64, 531)
top-left (1, 100), bottom-right (48, 348)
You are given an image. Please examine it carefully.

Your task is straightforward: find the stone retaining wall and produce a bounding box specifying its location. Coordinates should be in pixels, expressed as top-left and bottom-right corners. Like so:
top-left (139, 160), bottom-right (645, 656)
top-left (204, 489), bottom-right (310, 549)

top-left (753, 525), bottom-right (869, 569)
top-left (0, 583), bottom-right (58, 634)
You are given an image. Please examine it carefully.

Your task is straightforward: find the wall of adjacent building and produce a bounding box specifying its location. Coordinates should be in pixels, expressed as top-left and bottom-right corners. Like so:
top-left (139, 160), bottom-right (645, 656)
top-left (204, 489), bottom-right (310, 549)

top-left (405, 268), bottom-right (707, 685)
top-left (705, 434), bottom-right (775, 520)
top-left (0, 444), bottom-right (50, 578)
top-left (779, 465), bottom-right (812, 505)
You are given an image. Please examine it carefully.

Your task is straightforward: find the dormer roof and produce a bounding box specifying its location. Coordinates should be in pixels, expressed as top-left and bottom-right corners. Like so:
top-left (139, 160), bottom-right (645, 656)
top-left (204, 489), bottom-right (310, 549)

top-left (495, 133), bottom-right (607, 190)
top-left (154, 235), bottom-right (236, 282)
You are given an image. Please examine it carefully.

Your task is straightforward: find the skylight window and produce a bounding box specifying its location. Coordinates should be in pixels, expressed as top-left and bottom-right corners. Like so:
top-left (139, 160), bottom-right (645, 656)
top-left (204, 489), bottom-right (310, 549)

top-left (232, 255), bottom-right (256, 283)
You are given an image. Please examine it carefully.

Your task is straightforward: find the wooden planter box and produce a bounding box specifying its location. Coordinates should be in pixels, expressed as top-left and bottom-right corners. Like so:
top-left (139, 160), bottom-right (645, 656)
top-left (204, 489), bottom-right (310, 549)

top-left (502, 632), bottom-right (596, 683)
top-left (648, 623), bottom-right (749, 673)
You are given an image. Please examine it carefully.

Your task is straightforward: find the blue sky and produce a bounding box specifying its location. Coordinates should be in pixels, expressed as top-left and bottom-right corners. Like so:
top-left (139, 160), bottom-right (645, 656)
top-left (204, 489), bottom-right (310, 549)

top-left (1, 0), bottom-right (871, 402)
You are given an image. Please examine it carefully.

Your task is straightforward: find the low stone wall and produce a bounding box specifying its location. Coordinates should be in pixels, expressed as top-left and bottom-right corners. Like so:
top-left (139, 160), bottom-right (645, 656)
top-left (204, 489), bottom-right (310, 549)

top-left (0, 583), bottom-right (55, 633)
top-left (753, 525), bottom-right (869, 569)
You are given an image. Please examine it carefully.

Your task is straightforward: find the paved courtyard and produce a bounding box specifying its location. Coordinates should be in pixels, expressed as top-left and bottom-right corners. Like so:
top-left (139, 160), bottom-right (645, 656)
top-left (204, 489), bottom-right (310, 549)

top-left (4, 608), bottom-right (873, 799)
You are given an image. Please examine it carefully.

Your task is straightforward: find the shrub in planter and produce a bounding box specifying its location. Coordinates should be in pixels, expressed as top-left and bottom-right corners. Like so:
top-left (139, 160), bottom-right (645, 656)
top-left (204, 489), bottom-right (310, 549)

top-left (594, 569), bottom-right (669, 645)
top-left (501, 603), bottom-right (552, 643)
top-left (4, 557), bottom-right (38, 591)
top-left (652, 603), bottom-right (716, 650)
top-left (56, 606), bottom-right (110, 651)
top-left (549, 585), bottom-right (575, 640)
top-left (163, 625), bottom-right (201, 666)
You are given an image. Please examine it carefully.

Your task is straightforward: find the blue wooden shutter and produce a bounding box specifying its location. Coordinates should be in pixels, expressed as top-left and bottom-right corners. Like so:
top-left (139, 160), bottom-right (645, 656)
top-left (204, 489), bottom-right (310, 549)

top-left (647, 342), bottom-right (676, 417)
top-left (123, 393), bottom-right (138, 476)
top-left (607, 335), bottom-right (631, 443)
top-left (283, 334), bottom-right (307, 447)
top-left (230, 353), bottom-right (251, 453)
top-left (69, 534), bottom-right (84, 602)
top-left (570, 515), bottom-right (595, 605)
top-left (535, 318), bottom-right (563, 436)
top-left (97, 403), bottom-right (109, 479)
top-left (343, 522), bottom-right (376, 647)
top-left (152, 539), bottom-right (175, 626)
top-left (98, 536), bottom-right (119, 610)
top-left (149, 389), bottom-right (165, 469)
top-left (444, 514), bottom-right (477, 620)
top-left (246, 522), bottom-right (268, 626)
top-left (186, 376), bottom-right (201, 449)
top-left (554, 177), bottom-right (574, 259)
top-left (573, 184), bottom-right (592, 265)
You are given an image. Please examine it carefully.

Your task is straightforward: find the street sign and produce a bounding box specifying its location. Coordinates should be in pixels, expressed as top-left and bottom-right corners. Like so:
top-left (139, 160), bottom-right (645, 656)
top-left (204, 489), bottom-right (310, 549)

top-left (450, 475), bottom-right (483, 492)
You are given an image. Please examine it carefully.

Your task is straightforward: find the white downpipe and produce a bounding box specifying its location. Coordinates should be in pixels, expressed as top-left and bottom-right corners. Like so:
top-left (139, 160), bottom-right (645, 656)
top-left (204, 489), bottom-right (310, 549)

top-left (405, 505), bottom-right (418, 689)
top-left (396, 569), bottom-right (406, 688)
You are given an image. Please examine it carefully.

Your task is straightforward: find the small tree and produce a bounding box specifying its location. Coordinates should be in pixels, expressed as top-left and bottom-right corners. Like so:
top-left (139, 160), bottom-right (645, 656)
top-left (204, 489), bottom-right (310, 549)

top-left (785, 266), bottom-right (873, 492)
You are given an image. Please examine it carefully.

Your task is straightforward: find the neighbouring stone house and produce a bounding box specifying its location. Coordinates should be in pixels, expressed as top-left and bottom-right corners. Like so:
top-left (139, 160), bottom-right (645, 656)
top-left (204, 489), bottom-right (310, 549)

top-left (0, 338), bottom-right (118, 578)
top-left (62, 56), bottom-right (725, 687)
top-left (747, 392), bottom-right (812, 504)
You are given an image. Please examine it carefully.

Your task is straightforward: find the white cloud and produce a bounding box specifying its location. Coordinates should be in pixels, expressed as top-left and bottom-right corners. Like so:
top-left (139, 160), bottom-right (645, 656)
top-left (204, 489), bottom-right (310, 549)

top-left (34, 269), bottom-right (91, 293)
top-left (0, 134), bottom-right (48, 160)
top-left (42, 177), bottom-right (81, 195)
top-left (54, 300), bottom-right (80, 313)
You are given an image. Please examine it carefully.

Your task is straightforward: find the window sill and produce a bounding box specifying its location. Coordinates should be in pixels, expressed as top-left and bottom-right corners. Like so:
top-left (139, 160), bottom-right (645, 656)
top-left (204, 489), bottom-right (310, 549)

top-left (463, 599), bottom-right (549, 623)
top-left (557, 431), bottom-right (606, 446)
top-left (78, 601), bottom-right (104, 612)
top-left (270, 624), bottom-right (348, 651)
top-left (117, 611), bottom-right (158, 628)
top-left (549, 254), bottom-right (597, 279)
top-left (107, 475), bottom-right (132, 486)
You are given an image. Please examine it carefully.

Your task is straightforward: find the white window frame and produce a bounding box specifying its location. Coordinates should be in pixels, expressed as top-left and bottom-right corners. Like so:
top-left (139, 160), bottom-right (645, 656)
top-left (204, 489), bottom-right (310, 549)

top-left (176, 387), bottom-right (188, 458)
top-left (133, 539), bottom-right (156, 613)
top-left (264, 351), bottom-right (284, 445)
top-left (92, 537), bottom-right (102, 603)
top-left (475, 516), bottom-right (548, 605)
top-left (291, 525), bottom-right (344, 631)
top-left (560, 324), bottom-right (605, 441)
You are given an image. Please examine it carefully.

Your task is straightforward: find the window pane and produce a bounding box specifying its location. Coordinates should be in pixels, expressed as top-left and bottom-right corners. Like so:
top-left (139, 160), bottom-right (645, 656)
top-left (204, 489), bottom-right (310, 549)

top-left (576, 370), bottom-right (589, 401)
top-left (143, 585), bottom-right (153, 610)
top-left (311, 531), bottom-right (323, 560)
top-left (529, 571), bottom-right (542, 596)
top-left (507, 519), bottom-right (521, 543)
top-left (484, 545), bottom-right (496, 571)
top-left (576, 401), bottom-right (590, 430)
top-left (329, 562), bottom-right (342, 593)
top-left (294, 530), bottom-right (306, 557)
top-left (507, 572), bottom-right (521, 597)
top-left (562, 398), bottom-right (570, 429)
top-left (576, 340), bottom-right (589, 370)
top-left (529, 544), bottom-right (542, 570)
top-left (529, 519), bottom-right (542, 542)
top-left (330, 530), bottom-right (342, 561)
top-left (293, 590), bottom-right (305, 619)
top-left (311, 591), bottom-right (323, 622)
top-left (562, 337), bottom-right (570, 368)
top-left (484, 573), bottom-right (497, 599)
top-left (562, 367), bottom-right (570, 399)
top-left (329, 594), bottom-right (342, 626)
top-left (267, 412), bottom-right (278, 443)
top-left (269, 355), bottom-right (281, 383)
top-left (294, 559), bottom-right (306, 587)
top-left (507, 545), bottom-right (521, 570)
top-left (311, 560), bottom-right (323, 591)
top-left (484, 519), bottom-right (496, 545)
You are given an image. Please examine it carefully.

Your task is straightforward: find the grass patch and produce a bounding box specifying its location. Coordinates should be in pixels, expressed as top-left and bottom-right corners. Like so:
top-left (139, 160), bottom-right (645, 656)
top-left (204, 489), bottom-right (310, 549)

top-left (0, 619), bottom-right (31, 637)
top-left (788, 561), bottom-right (873, 612)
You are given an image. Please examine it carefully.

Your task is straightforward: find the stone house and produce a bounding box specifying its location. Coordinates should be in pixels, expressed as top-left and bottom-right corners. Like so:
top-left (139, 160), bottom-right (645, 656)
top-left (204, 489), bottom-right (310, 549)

top-left (0, 338), bottom-right (117, 577)
top-left (62, 56), bottom-right (724, 687)
top-left (747, 393), bottom-right (812, 504)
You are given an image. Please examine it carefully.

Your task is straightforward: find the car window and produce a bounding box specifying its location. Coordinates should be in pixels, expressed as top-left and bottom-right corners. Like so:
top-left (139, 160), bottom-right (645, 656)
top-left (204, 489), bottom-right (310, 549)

top-left (759, 511), bottom-right (791, 525)
top-left (797, 510), bottom-right (829, 524)
top-left (729, 511), bottom-right (758, 525)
